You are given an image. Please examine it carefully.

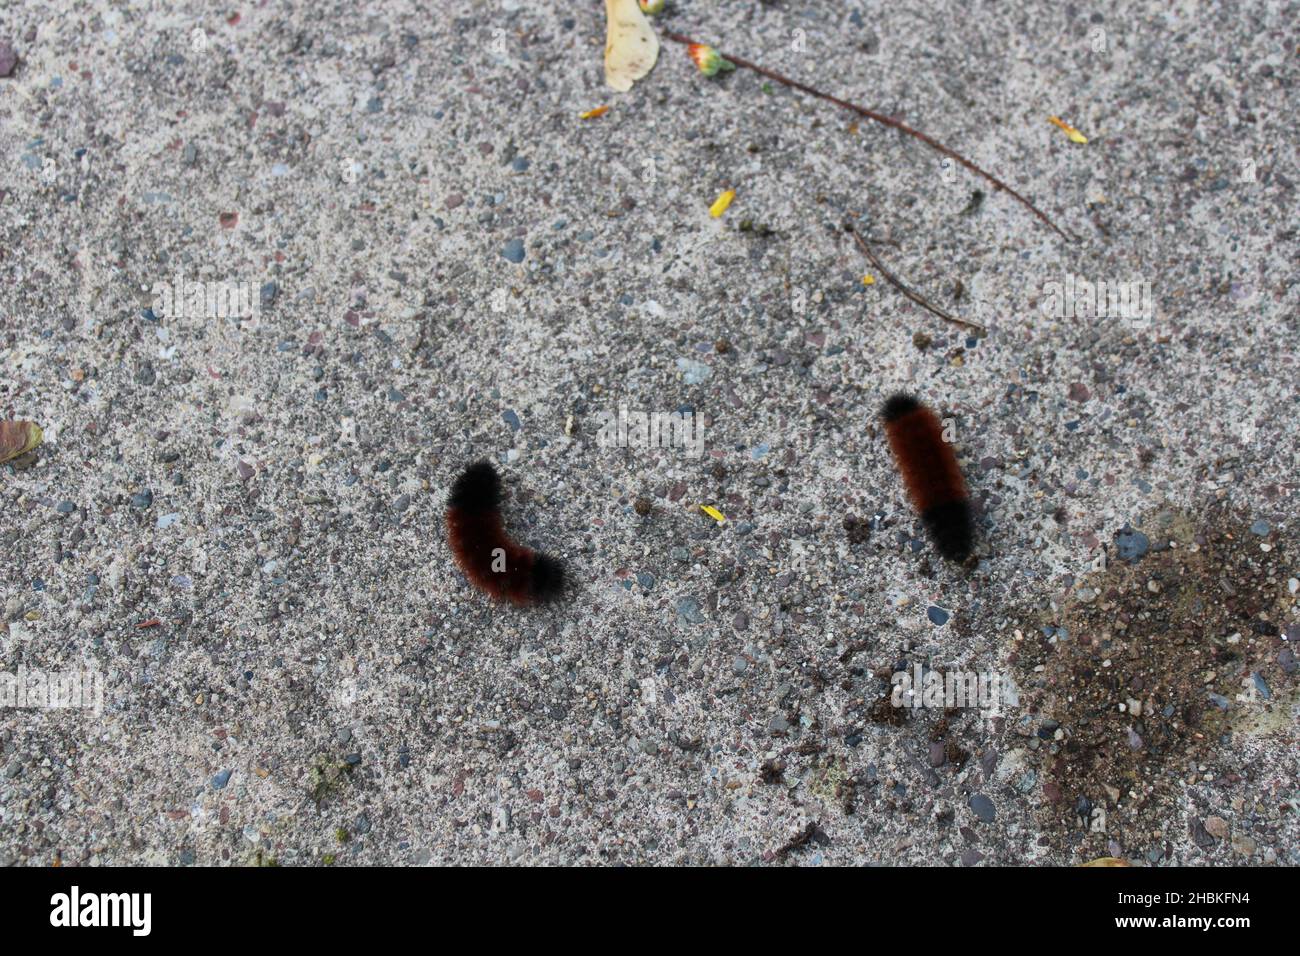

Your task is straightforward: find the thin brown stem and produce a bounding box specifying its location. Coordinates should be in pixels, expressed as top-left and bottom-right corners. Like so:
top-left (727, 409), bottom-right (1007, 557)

top-left (845, 224), bottom-right (985, 333)
top-left (663, 30), bottom-right (1074, 242)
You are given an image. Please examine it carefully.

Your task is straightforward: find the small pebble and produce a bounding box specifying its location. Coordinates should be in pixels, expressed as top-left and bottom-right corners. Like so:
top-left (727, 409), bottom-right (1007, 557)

top-left (675, 596), bottom-right (705, 624)
top-left (968, 793), bottom-right (995, 822)
top-left (1115, 528), bottom-right (1149, 562)
top-left (501, 238), bottom-right (525, 263)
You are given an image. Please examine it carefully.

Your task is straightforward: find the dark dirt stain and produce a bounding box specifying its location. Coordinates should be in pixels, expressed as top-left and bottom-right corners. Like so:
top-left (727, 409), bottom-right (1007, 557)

top-left (1004, 503), bottom-right (1296, 860)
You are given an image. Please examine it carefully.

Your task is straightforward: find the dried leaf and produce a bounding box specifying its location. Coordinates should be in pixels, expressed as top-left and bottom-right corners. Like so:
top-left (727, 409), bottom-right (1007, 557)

top-left (604, 0), bottom-right (659, 93)
top-left (580, 105), bottom-right (610, 120)
top-left (1079, 857), bottom-right (1130, 867)
top-left (0, 420), bottom-right (43, 465)
top-left (709, 189), bottom-right (736, 218)
top-left (1048, 115), bottom-right (1088, 144)
top-left (700, 504), bottom-right (727, 524)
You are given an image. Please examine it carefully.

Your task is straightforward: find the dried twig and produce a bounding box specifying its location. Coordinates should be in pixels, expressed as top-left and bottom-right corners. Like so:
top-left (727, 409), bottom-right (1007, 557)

top-left (662, 30), bottom-right (1074, 242)
top-left (844, 223), bottom-right (985, 333)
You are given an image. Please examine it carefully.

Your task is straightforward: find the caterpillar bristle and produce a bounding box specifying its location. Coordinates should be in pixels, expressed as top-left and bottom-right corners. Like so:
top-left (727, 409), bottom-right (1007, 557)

top-left (881, 393), bottom-right (974, 562)
top-left (445, 461), bottom-right (566, 606)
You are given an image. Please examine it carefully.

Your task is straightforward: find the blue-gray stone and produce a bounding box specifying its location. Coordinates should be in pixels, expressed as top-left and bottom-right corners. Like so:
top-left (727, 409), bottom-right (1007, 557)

top-left (968, 793), bottom-right (996, 822)
top-left (675, 596), bottom-right (705, 624)
top-left (131, 490), bottom-right (153, 510)
top-left (501, 238), bottom-right (525, 263)
top-left (1249, 519), bottom-right (1271, 536)
top-left (927, 606), bottom-right (950, 626)
top-left (502, 409), bottom-right (521, 431)
top-left (211, 769), bottom-right (232, 790)
top-left (676, 358), bottom-right (711, 385)
top-left (1115, 528), bottom-right (1149, 562)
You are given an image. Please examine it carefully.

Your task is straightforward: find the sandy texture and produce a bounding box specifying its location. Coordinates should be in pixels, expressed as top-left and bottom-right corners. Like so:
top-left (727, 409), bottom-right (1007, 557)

top-left (1, 0), bottom-right (1296, 866)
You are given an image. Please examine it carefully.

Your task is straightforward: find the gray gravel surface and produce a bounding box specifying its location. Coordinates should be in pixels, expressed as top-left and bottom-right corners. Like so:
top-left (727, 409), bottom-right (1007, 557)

top-left (0, 0), bottom-right (1296, 865)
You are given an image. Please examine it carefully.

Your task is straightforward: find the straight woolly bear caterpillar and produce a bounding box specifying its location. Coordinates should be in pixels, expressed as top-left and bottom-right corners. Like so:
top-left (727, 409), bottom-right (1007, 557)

top-left (881, 394), bottom-right (974, 562)
top-left (445, 461), bottom-right (566, 606)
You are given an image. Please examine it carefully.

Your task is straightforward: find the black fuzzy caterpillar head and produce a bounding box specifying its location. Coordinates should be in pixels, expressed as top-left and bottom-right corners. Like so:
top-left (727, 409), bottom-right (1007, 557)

top-left (881, 392), bottom-right (921, 423)
top-left (448, 460), bottom-right (501, 512)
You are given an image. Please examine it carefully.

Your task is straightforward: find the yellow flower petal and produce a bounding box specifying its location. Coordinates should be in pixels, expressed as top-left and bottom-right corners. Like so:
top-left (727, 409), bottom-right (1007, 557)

top-left (1048, 115), bottom-right (1088, 144)
top-left (580, 105), bottom-right (610, 120)
top-left (699, 504), bottom-right (727, 524)
top-left (861, 274), bottom-right (875, 286)
top-left (709, 189), bottom-right (736, 218)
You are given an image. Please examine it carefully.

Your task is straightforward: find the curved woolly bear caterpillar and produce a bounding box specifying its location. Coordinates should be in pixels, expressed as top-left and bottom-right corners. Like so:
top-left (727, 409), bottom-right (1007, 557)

top-left (881, 394), bottom-right (974, 562)
top-left (445, 461), bottom-right (565, 605)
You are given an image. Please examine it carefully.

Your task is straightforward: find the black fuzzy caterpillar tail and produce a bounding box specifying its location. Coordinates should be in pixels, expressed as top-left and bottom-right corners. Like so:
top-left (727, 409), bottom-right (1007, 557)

top-left (445, 461), bottom-right (566, 605)
top-left (881, 394), bottom-right (974, 562)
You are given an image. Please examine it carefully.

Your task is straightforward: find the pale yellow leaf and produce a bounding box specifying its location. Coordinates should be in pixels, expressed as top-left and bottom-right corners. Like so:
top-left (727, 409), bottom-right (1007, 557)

top-left (604, 0), bottom-right (659, 93)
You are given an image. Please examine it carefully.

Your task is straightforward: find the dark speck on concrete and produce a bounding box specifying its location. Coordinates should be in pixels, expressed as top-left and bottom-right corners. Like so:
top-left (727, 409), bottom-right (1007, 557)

top-left (0, 40), bottom-right (16, 78)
